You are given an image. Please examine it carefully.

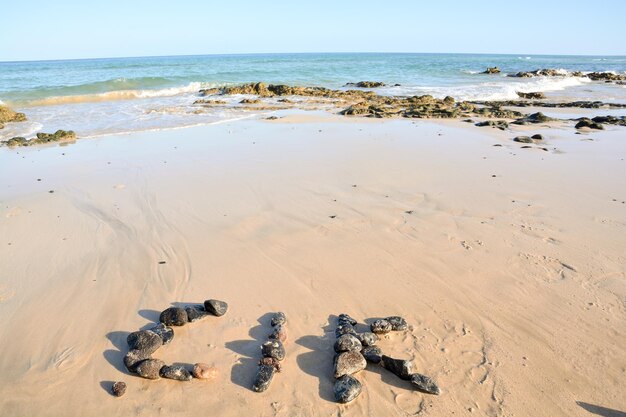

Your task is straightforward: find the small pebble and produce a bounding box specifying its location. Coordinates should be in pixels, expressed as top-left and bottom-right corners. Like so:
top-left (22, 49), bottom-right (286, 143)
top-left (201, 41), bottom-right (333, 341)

top-left (192, 363), bottom-right (218, 380)
top-left (111, 381), bottom-right (126, 397)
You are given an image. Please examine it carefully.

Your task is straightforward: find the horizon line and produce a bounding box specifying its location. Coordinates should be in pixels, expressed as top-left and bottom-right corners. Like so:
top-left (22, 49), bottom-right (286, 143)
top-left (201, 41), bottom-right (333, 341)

top-left (2, 51), bottom-right (626, 64)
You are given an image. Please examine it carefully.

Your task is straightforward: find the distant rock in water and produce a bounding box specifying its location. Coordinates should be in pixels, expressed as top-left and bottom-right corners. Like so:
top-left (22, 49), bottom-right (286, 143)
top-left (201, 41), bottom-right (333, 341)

top-left (345, 81), bottom-right (386, 88)
top-left (482, 67), bottom-right (501, 74)
top-left (334, 375), bottom-right (362, 403)
top-left (517, 91), bottom-right (546, 99)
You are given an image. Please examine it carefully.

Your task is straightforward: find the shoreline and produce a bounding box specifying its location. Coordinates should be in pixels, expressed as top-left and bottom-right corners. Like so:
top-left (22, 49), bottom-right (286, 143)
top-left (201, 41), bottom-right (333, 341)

top-left (1, 115), bottom-right (625, 416)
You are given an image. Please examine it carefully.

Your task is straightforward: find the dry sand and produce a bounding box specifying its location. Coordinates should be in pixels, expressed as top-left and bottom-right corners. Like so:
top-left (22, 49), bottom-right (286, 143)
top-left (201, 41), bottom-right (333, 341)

top-left (0, 112), bottom-right (624, 417)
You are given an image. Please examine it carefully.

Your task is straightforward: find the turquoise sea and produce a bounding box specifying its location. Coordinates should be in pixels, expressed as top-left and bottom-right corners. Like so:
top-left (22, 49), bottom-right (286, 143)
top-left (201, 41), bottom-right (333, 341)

top-left (1, 53), bottom-right (625, 138)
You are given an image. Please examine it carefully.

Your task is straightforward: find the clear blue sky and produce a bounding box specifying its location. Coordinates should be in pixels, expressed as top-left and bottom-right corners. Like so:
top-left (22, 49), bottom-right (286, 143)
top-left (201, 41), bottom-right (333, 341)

top-left (2, 0), bottom-right (625, 61)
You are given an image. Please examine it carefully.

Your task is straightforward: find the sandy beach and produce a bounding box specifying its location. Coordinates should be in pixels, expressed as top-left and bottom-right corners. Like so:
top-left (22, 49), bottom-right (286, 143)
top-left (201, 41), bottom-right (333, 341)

top-left (0, 111), bottom-right (624, 416)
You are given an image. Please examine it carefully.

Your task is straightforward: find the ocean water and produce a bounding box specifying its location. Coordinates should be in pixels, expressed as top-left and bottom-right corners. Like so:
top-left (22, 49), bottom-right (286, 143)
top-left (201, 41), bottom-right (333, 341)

top-left (1, 53), bottom-right (625, 138)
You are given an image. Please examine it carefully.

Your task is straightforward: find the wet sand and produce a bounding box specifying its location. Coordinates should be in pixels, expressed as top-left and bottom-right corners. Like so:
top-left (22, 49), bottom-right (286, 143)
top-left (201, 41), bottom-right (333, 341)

top-left (0, 112), bottom-right (625, 416)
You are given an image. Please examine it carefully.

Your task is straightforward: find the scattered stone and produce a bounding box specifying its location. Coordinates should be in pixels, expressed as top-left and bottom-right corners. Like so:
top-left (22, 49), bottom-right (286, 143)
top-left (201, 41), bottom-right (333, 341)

top-left (270, 312), bottom-right (287, 327)
top-left (192, 363), bottom-right (219, 380)
top-left (517, 91), bottom-right (546, 99)
top-left (334, 375), bottom-right (362, 403)
top-left (252, 364), bottom-right (276, 392)
top-left (590, 115), bottom-right (626, 126)
top-left (411, 373), bottom-right (441, 395)
top-left (531, 134), bottom-right (544, 140)
top-left (381, 355), bottom-right (413, 380)
top-left (185, 305), bottom-right (211, 322)
top-left (135, 359), bottom-right (166, 380)
top-left (193, 99), bottom-right (227, 105)
top-left (513, 136), bottom-right (534, 143)
top-left (148, 323), bottom-right (174, 345)
top-left (337, 313), bottom-right (357, 326)
top-left (335, 324), bottom-right (357, 338)
top-left (265, 116), bottom-right (279, 120)
top-left (370, 319), bottom-right (393, 334)
top-left (482, 67), bottom-right (501, 74)
top-left (159, 307), bottom-right (188, 326)
top-left (334, 351), bottom-right (367, 378)
top-left (475, 120), bottom-right (508, 130)
top-left (160, 364), bottom-right (193, 381)
top-left (362, 346), bottom-right (383, 363)
top-left (356, 332), bottom-right (378, 347)
top-left (259, 357), bottom-right (282, 373)
top-left (204, 299), bottom-right (228, 316)
top-left (386, 316), bottom-right (408, 331)
top-left (111, 381), bottom-right (126, 397)
top-left (575, 118), bottom-right (605, 130)
top-left (126, 330), bottom-right (162, 353)
top-left (511, 112), bottom-right (554, 125)
top-left (268, 324), bottom-right (287, 342)
top-left (262, 340), bottom-right (286, 361)
top-left (124, 349), bottom-right (152, 373)
top-left (334, 334), bottom-right (362, 353)
top-left (240, 98), bottom-right (261, 104)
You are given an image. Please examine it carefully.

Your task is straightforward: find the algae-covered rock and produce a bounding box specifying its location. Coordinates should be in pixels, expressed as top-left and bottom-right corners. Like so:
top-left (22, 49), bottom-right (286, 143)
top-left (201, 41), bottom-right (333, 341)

top-left (517, 91), bottom-right (546, 99)
top-left (0, 105), bottom-right (27, 125)
top-left (482, 67), bottom-right (501, 74)
top-left (5, 130), bottom-right (76, 147)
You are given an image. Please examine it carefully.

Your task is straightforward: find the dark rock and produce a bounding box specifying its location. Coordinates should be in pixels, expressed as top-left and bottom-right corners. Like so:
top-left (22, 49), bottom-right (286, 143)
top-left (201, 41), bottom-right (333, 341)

top-left (148, 323), bottom-right (174, 345)
top-left (513, 136), bottom-right (534, 144)
top-left (370, 319), bottom-right (393, 334)
top-left (345, 81), bottom-right (386, 88)
top-left (203, 299), bottom-right (228, 316)
top-left (159, 307), bottom-right (188, 326)
top-left (586, 72), bottom-right (626, 82)
top-left (240, 98), bottom-right (261, 104)
top-left (123, 349), bottom-right (152, 373)
top-left (591, 115), bottom-right (626, 126)
top-left (411, 373), bottom-right (441, 395)
top-left (362, 346), bottom-right (383, 363)
top-left (386, 316), bottom-right (408, 331)
top-left (381, 355), bottom-right (413, 380)
top-left (475, 120), bottom-right (508, 130)
top-left (334, 351), bottom-right (367, 378)
top-left (531, 134), bottom-right (544, 140)
top-left (517, 91), bottom-right (546, 99)
top-left (160, 364), bottom-right (193, 381)
top-left (268, 324), bottom-right (287, 342)
top-left (270, 312), bottom-right (287, 327)
top-left (482, 67), bottom-right (501, 74)
top-left (252, 364), bottom-right (276, 392)
top-left (193, 99), bottom-right (227, 105)
top-left (334, 375), bottom-right (362, 403)
top-left (575, 118), bottom-right (604, 130)
top-left (185, 305), bottom-right (211, 322)
top-left (512, 112), bottom-right (554, 125)
top-left (259, 357), bottom-right (282, 372)
top-left (111, 381), bottom-right (126, 397)
top-left (261, 340), bottom-right (286, 361)
top-left (337, 313), bottom-right (357, 326)
top-left (334, 334), bottom-right (362, 353)
top-left (6, 130), bottom-right (76, 147)
top-left (356, 332), bottom-right (378, 347)
top-left (335, 324), bottom-right (357, 338)
top-left (126, 330), bottom-right (162, 353)
top-left (135, 359), bottom-right (165, 380)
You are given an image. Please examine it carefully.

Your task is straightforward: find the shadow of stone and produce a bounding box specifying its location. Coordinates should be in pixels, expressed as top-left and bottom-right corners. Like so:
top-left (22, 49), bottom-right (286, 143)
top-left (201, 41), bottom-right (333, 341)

top-left (138, 309), bottom-right (161, 322)
top-left (577, 401), bottom-right (626, 417)
top-left (366, 360), bottom-right (415, 390)
top-left (224, 312), bottom-right (275, 391)
top-left (294, 315), bottom-right (336, 403)
top-left (99, 380), bottom-right (115, 396)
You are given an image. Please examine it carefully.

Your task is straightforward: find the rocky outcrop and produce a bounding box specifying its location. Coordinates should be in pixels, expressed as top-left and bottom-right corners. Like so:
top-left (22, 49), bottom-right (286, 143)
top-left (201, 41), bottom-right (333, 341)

top-left (471, 100), bottom-right (626, 109)
top-left (0, 105), bottom-right (27, 128)
top-left (5, 130), bottom-right (76, 147)
top-left (511, 112), bottom-right (555, 125)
